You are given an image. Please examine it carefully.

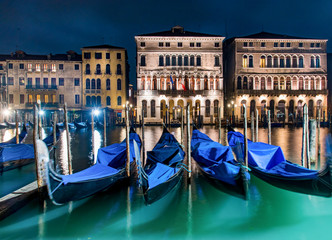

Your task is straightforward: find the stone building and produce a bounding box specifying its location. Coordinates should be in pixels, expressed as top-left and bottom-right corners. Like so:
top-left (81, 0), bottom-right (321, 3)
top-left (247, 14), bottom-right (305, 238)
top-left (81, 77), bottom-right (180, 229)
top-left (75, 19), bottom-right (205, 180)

top-left (135, 26), bottom-right (225, 124)
top-left (224, 32), bottom-right (328, 122)
top-left (81, 45), bottom-right (129, 119)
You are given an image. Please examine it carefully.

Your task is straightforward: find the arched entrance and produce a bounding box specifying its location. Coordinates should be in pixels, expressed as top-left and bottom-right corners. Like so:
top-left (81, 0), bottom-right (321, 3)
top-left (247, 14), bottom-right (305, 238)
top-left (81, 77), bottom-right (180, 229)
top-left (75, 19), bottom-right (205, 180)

top-left (308, 99), bottom-right (314, 118)
top-left (277, 100), bottom-right (286, 121)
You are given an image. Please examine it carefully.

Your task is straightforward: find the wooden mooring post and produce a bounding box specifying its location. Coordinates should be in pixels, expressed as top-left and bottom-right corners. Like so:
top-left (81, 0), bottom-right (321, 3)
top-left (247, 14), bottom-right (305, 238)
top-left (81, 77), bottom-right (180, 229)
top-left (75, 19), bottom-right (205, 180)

top-left (53, 112), bottom-right (57, 147)
top-left (243, 104), bottom-right (248, 169)
top-left (103, 109), bottom-right (107, 147)
top-left (91, 109), bottom-right (95, 164)
top-left (15, 110), bottom-right (19, 144)
top-left (187, 104), bottom-right (191, 182)
top-left (181, 107), bottom-right (184, 146)
top-left (64, 103), bottom-right (72, 174)
top-left (125, 104), bottom-right (130, 177)
top-left (309, 119), bottom-right (316, 165)
top-left (301, 104), bottom-right (307, 167)
top-left (218, 107), bottom-right (221, 144)
top-left (268, 110), bottom-right (271, 145)
top-left (33, 105), bottom-right (43, 192)
top-left (256, 108), bottom-right (259, 142)
top-left (38, 102), bottom-right (42, 140)
top-left (251, 111), bottom-right (255, 142)
top-left (141, 108), bottom-right (145, 166)
top-left (317, 107), bottom-right (321, 166)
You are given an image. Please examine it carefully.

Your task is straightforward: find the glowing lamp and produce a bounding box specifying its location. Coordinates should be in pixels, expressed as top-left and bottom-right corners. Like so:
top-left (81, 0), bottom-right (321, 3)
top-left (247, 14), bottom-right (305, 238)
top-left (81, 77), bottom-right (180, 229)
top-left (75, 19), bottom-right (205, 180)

top-left (93, 109), bottom-right (100, 116)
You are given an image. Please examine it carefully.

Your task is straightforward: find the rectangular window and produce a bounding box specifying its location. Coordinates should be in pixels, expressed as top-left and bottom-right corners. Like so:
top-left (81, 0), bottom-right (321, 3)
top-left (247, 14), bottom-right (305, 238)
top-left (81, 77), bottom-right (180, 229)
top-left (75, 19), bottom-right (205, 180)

top-left (52, 94), bottom-right (56, 103)
top-left (59, 94), bottom-right (64, 104)
top-left (261, 42), bottom-right (265, 47)
top-left (310, 43), bottom-right (314, 48)
top-left (74, 64), bottom-right (79, 70)
top-left (36, 78), bottom-right (40, 87)
top-left (51, 64), bottom-right (56, 72)
top-left (215, 42), bottom-right (220, 47)
top-left (0, 64), bottom-right (2, 70)
top-left (59, 64), bottom-right (63, 70)
top-left (36, 94), bottom-right (41, 103)
top-left (196, 42), bottom-right (201, 47)
top-left (45, 95), bottom-right (49, 103)
top-left (43, 64), bottom-right (48, 71)
top-left (59, 78), bottom-right (64, 86)
top-left (27, 78), bottom-right (32, 86)
top-left (299, 42), bottom-right (303, 48)
top-left (249, 42), bottom-right (253, 47)
top-left (36, 64), bottom-right (40, 71)
top-left (9, 94), bottom-right (13, 104)
top-left (190, 42), bottom-right (194, 47)
top-left (51, 78), bottom-right (56, 87)
top-left (43, 78), bottom-right (48, 88)
top-left (20, 94), bottom-right (24, 104)
top-left (8, 77), bottom-right (14, 85)
top-left (105, 53), bottom-right (110, 59)
top-left (159, 42), bottom-right (164, 47)
top-left (84, 52), bottom-right (91, 59)
top-left (19, 77), bottom-right (24, 85)
top-left (243, 42), bottom-right (248, 47)
top-left (95, 52), bottom-right (102, 59)
top-left (178, 42), bottom-right (183, 47)
top-left (117, 53), bottom-right (121, 59)
top-left (8, 63), bottom-right (13, 69)
top-left (286, 42), bottom-right (291, 47)
top-left (140, 42), bottom-right (145, 47)
top-left (165, 42), bottom-right (170, 47)
top-left (19, 63), bottom-right (24, 69)
top-left (74, 78), bottom-right (80, 86)
top-left (28, 63), bottom-right (32, 71)
top-left (28, 94), bottom-right (33, 103)
top-left (215, 56), bottom-right (220, 66)
top-left (75, 95), bottom-right (80, 104)
top-left (316, 43), bottom-right (321, 48)
top-left (280, 42), bottom-right (284, 47)
top-left (274, 42), bottom-right (278, 47)
top-left (141, 56), bottom-right (146, 66)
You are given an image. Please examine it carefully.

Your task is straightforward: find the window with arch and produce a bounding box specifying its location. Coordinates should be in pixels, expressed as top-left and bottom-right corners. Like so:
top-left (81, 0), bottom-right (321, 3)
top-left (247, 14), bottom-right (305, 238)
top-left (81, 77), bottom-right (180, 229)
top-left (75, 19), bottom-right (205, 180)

top-left (286, 56), bottom-right (291, 68)
top-left (280, 56), bottom-right (285, 68)
top-left (106, 64), bottom-right (111, 74)
top-left (286, 77), bottom-right (291, 90)
top-left (97, 79), bottom-right (101, 89)
top-left (165, 55), bottom-right (170, 66)
top-left (151, 100), bottom-right (156, 117)
top-left (142, 100), bottom-right (147, 117)
top-left (322, 77), bottom-right (326, 89)
top-left (86, 78), bottom-right (90, 89)
top-left (299, 56), bottom-right (304, 68)
top-left (190, 55), bottom-right (195, 66)
top-left (159, 55), bottom-right (164, 66)
top-left (170, 56), bottom-right (176, 66)
top-left (249, 56), bottom-right (253, 68)
top-left (214, 100), bottom-right (219, 116)
top-left (267, 56), bottom-right (272, 68)
top-left (86, 64), bottom-right (90, 74)
top-left (243, 77), bottom-right (248, 89)
top-left (178, 56), bottom-right (182, 66)
top-left (91, 96), bottom-right (96, 106)
top-left (316, 56), bottom-right (320, 68)
top-left (140, 55), bottom-right (146, 66)
top-left (304, 79), bottom-right (309, 90)
top-left (292, 77), bottom-right (297, 90)
top-left (267, 77), bottom-right (272, 90)
top-left (255, 77), bottom-right (259, 89)
top-left (117, 79), bottom-right (121, 90)
top-left (215, 56), bottom-right (220, 66)
top-left (316, 78), bottom-right (321, 90)
top-left (273, 77), bottom-right (278, 90)
top-left (205, 100), bottom-right (211, 117)
top-left (273, 56), bottom-right (278, 68)
top-left (237, 76), bottom-right (242, 89)
top-left (97, 96), bottom-right (101, 106)
top-left (261, 77), bottom-right (265, 90)
top-left (117, 96), bottom-right (122, 106)
top-left (106, 96), bottom-right (111, 106)
top-left (96, 64), bottom-right (101, 74)
top-left (249, 77), bottom-right (253, 89)
top-left (197, 56), bottom-right (201, 66)
top-left (260, 56), bottom-right (266, 68)
top-left (204, 78), bottom-right (209, 90)
top-left (106, 79), bottom-right (110, 90)
top-left (184, 56), bottom-right (189, 66)
top-left (86, 96), bottom-right (91, 106)
top-left (91, 79), bottom-right (96, 89)
top-left (310, 77), bottom-right (314, 90)
top-left (311, 56), bottom-right (315, 68)
top-left (243, 55), bottom-right (248, 68)
top-left (299, 77), bottom-right (304, 90)
top-left (280, 77), bottom-right (285, 90)
top-left (292, 56), bottom-right (297, 68)
top-left (117, 64), bottom-right (122, 74)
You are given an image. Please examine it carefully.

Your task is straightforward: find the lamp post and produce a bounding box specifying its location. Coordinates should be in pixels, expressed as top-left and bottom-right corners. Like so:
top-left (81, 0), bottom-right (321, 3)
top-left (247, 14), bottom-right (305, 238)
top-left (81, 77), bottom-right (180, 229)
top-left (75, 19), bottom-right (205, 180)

top-left (228, 101), bottom-right (237, 125)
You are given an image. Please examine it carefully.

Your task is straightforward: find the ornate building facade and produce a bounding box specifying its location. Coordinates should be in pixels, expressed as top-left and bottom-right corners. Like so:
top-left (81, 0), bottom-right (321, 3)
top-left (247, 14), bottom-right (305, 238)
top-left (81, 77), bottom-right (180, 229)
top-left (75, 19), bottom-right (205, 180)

top-left (135, 26), bottom-right (225, 124)
top-left (224, 32), bottom-right (328, 122)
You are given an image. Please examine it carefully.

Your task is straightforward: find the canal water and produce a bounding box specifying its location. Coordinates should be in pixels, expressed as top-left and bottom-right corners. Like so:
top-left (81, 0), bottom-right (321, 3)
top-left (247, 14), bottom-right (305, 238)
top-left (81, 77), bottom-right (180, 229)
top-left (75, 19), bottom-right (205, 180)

top-left (1, 125), bottom-right (332, 239)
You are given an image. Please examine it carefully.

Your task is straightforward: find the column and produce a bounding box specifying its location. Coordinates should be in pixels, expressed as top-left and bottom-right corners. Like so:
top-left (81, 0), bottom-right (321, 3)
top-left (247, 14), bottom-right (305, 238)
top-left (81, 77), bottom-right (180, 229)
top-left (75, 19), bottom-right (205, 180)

top-left (214, 77), bottom-right (216, 90)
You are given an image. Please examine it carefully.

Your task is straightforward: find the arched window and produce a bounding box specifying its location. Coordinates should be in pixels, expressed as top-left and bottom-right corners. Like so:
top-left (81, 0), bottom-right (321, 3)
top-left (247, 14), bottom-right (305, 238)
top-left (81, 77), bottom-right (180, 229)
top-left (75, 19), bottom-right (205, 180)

top-left (243, 77), bottom-right (248, 89)
top-left (322, 77), bottom-right (326, 89)
top-left (91, 96), bottom-right (96, 106)
top-left (106, 96), bottom-right (111, 106)
top-left (86, 78), bottom-right (90, 89)
top-left (151, 100), bottom-right (156, 117)
top-left (117, 96), bottom-right (122, 106)
top-left (273, 56), bottom-right (278, 68)
top-left (106, 79), bottom-right (110, 90)
top-left (184, 56), bottom-right (188, 66)
top-left (273, 77), bottom-right (278, 90)
top-left (96, 64), bottom-right (101, 74)
top-left (197, 56), bottom-right (201, 66)
top-left (204, 77), bottom-right (209, 90)
top-left (249, 56), bottom-right (253, 67)
top-left (299, 77), bottom-right (304, 90)
top-left (267, 77), bottom-right (272, 90)
top-left (316, 56), bottom-right (320, 68)
top-left (267, 56), bottom-right (272, 68)
top-left (243, 55), bottom-right (248, 68)
top-left (165, 55), bottom-right (170, 66)
top-left (205, 100), bottom-right (211, 117)
top-left (106, 64), bottom-right (111, 74)
top-left (249, 77), bottom-right (253, 89)
top-left (178, 56), bottom-right (182, 66)
top-left (97, 79), bottom-right (101, 89)
top-left (140, 55), bottom-right (146, 66)
top-left (311, 56), bottom-right (315, 68)
top-left (292, 56), bottom-right (297, 68)
top-left (308, 99), bottom-right (314, 117)
top-left (86, 96), bottom-right (91, 106)
top-left (214, 100), bottom-right (219, 116)
top-left (117, 64), bottom-right (122, 74)
top-left (159, 55), bottom-right (164, 66)
top-left (286, 56), bottom-right (291, 68)
top-left (142, 100), bottom-right (147, 117)
top-left (172, 55), bottom-right (176, 66)
top-left (286, 77), bottom-right (291, 90)
top-left (261, 77), bottom-right (265, 90)
top-left (117, 79), bottom-right (121, 90)
top-left (280, 56), bottom-right (285, 68)
top-left (250, 100), bottom-right (256, 116)
top-left (292, 77), bottom-right (297, 90)
top-left (280, 77), bottom-right (285, 90)
top-left (299, 56), bottom-right (304, 68)
top-left (237, 76), bottom-right (242, 89)
top-left (86, 64), bottom-right (90, 74)
top-left (316, 78), bottom-right (321, 90)
top-left (91, 79), bottom-right (96, 89)
top-left (310, 77), bottom-right (314, 90)
top-left (190, 55), bottom-right (195, 66)
top-left (97, 96), bottom-right (101, 106)
top-left (260, 56), bottom-right (266, 68)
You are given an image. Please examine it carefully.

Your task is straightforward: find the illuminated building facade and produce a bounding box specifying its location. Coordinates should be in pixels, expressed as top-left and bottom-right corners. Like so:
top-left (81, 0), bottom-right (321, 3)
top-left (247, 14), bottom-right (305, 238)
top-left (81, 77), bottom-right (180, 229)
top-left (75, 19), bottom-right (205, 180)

top-left (135, 26), bottom-right (225, 124)
top-left (81, 45), bottom-right (129, 119)
top-left (224, 32), bottom-right (328, 122)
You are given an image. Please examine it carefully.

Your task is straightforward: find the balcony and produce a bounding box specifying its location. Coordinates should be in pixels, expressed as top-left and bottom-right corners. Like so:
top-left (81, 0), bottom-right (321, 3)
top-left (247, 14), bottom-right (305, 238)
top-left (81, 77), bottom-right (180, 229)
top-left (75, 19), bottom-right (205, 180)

top-left (95, 71), bottom-right (102, 75)
top-left (85, 89), bottom-right (101, 94)
top-left (236, 89), bottom-right (328, 96)
top-left (26, 85), bottom-right (58, 90)
top-left (138, 89), bottom-right (223, 97)
top-left (25, 102), bottom-right (59, 108)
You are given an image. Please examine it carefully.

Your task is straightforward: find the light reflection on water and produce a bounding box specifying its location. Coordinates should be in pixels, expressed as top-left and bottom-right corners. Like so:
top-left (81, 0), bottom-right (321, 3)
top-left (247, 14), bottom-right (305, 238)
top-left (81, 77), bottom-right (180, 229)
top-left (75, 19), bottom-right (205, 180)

top-left (0, 126), bottom-right (332, 239)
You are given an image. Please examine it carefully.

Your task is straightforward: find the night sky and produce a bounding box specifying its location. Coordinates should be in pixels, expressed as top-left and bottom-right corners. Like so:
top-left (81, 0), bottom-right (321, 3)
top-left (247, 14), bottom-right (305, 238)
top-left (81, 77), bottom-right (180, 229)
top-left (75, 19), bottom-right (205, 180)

top-left (1, 0), bottom-right (331, 86)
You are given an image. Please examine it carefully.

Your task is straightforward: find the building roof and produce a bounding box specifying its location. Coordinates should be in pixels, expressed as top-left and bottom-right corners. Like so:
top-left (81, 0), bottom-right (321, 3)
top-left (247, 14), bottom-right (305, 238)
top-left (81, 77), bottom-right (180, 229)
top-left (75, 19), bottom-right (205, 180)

top-left (0, 50), bottom-right (82, 61)
top-left (234, 31), bottom-right (327, 40)
top-left (82, 44), bottom-right (125, 50)
top-left (137, 26), bottom-right (223, 37)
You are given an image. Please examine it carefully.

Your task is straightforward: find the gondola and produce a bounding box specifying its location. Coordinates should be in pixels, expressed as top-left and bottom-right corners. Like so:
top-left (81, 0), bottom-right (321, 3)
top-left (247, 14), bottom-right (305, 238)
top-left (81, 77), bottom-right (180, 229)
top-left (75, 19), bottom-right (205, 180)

top-left (0, 124), bottom-right (28, 145)
top-left (44, 128), bottom-right (141, 205)
top-left (191, 127), bottom-right (250, 199)
top-left (227, 127), bottom-right (332, 197)
top-left (5, 121), bottom-right (21, 129)
top-left (135, 127), bottom-right (185, 204)
top-left (52, 122), bottom-right (75, 129)
top-left (0, 129), bottom-right (60, 173)
top-left (0, 122), bottom-right (7, 129)
top-left (74, 121), bottom-right (88, 129)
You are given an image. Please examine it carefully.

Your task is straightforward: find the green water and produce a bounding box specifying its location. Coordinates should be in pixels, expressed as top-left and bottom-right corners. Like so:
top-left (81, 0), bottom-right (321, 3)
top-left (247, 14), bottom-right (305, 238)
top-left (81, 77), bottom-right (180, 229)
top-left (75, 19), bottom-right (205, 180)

top-left (0, 126), bottom-right (332, 239)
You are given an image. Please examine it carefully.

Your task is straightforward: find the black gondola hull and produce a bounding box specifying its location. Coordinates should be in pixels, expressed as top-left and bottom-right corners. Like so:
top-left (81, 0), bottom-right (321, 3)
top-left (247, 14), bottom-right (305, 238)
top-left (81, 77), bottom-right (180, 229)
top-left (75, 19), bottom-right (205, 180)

top-left (0, 158), bottom-right (34, 173)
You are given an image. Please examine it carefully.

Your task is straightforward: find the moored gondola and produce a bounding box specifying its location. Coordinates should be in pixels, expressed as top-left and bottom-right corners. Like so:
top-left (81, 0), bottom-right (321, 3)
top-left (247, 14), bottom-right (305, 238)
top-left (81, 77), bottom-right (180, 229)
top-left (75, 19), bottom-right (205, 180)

top-left (74, 121), bottom-right (88, 129)
top-left (0, 124), bottom-right (28, 145)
